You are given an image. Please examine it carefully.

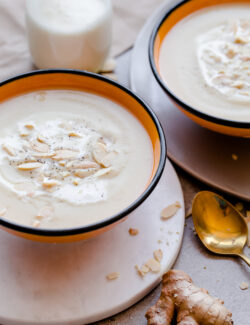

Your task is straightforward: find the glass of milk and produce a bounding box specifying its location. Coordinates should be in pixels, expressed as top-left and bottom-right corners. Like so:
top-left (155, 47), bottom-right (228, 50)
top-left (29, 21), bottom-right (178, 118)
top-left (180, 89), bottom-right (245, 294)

top-left (25, 0), bottom-right (112, 72)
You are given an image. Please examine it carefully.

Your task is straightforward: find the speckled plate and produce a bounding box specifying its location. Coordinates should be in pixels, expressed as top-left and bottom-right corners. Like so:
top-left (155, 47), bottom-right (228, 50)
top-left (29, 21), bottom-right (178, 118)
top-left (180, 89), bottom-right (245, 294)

top-left (130, 0), bottom-right (250, 201)
top-left (0, 159), bottom-right (184, 325)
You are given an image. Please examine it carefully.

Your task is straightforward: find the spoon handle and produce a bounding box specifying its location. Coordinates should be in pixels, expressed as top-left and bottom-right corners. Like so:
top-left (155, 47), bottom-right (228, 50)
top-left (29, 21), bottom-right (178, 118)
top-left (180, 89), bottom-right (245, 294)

top-left (238, 253), bottom-right (250, 266)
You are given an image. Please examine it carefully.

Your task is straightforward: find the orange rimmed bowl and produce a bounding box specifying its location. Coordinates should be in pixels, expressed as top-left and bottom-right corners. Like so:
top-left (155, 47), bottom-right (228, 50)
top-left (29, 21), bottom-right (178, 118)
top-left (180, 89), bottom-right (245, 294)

top-left (0, 70), bottom-right (166, 243)
top-left (149, 0), bottom-right (250, 138)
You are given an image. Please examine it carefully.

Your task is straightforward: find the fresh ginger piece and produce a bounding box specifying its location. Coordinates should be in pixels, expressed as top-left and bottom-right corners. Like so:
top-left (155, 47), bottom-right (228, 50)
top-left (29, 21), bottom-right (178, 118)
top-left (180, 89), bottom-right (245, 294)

top-left (145, 270), bottom-right (233, 325)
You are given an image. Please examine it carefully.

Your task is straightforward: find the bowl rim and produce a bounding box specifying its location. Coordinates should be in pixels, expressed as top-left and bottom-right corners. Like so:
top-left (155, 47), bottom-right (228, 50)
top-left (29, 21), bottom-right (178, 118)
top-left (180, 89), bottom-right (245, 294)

top-left (149, 0), bottom-right (250, 129)
top-left (0, 69), bottom-right (166, 237)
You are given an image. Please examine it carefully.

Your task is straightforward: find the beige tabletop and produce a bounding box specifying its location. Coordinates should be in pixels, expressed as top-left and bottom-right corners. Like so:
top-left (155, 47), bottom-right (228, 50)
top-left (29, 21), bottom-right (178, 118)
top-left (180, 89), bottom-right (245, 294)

top-left (0, 0), bottom-right (249, 324)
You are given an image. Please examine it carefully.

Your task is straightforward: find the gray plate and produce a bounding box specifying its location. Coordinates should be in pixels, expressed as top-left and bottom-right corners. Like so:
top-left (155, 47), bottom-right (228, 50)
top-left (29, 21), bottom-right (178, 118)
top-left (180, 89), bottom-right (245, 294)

top-left (130, 0), bottom-right (250, 201)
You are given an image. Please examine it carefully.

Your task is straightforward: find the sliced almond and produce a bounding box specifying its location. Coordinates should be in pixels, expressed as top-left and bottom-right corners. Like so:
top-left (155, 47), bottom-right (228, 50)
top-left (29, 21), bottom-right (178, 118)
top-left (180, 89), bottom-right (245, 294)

top-left (52, 149), bottom-right (79, 161)
top-left (135, 264), bottom-right (149, 277)
top-left (20, 131), bottom-right (30, 137)
top-left (32, 152), bottom-right (55, 158)
top-left (37, 134), bottom-right (46, 143)
top-left (94, 167), bottom-right (112, 177)
top-left (93, 142), bottom-right (116, 168)
top-left (141, 265), bottom-right (150, 274)
top-left (153, 249), bottom-right (163, 263)
top-left (66, 160), bottom-right (99, 169)
top-left (42, 179), bottom-right (60, 189)
top-left (235, 36), bottom-right (247, 44)
top-left (240, 282), bottom-right (249, 290)
top-left (18, 162), bottom-right (43, 170)
top-left (59, 161), bottom-right (66, 167)
top-left (161, 202), bottom-right (181, 220)
top-left (106, 272), bottom-right (119, 281)
top-left (129, 228), bottom-right (139, 236)
top-left (30, 140), bottom-right (50, 153)
top-left (24, 123), bottom-right (34, 130)
top-left (93, 143), bottom-right (107, 165)
top-left (0, 207), bottom-right (7, 217)
top-left (74, 169), bottom-right (97, 178)
top-left (145, 258), bottom-right (161, 273)
top-left (61, 171), bottom-right (71, 178)
top-left (68, 132), bottom-right (82, 138)
top-left (2, 144), bottom-right (15, 156)
top-left (101, 152), bottom-right (117, 168)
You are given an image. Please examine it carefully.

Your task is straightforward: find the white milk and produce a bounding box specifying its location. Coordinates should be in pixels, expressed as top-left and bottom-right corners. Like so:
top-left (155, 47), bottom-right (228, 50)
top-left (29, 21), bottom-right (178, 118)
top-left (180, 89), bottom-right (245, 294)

top-left (25, 0), bottom-right (112, 72)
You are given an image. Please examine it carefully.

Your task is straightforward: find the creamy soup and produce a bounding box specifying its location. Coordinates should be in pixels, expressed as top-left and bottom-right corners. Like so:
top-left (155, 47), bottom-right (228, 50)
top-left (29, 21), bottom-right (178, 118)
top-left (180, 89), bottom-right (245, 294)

top-left (0, 90), bottom-right (153, 229)
top-left (159, 3), bottom-right (250, 122)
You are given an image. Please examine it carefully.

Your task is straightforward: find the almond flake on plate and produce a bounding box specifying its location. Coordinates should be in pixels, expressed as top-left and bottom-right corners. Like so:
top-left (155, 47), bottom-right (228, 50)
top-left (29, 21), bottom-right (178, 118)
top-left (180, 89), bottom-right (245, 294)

top-left (240, 281), bottom-right (249, 290)
top-left (153, 249), bottom-right (163, 262)
top-left (106, 272), bottom-right (119, 281)
top-left (145, 258), bottom-right (161, 273)
top-left (135, 264), bottom-right (149, 277)
top-left (161, 201), bottom-right (181, 220)
top-left (129, 228), bottom-right (139, 236)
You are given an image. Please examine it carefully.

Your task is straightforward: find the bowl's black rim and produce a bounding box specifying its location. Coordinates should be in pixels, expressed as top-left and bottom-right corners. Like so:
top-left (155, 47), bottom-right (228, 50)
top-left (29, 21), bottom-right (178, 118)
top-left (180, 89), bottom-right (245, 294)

top-left (0, 69), bottom-right (167, 237)
top-left (149, 0), bottom-right (250, 129)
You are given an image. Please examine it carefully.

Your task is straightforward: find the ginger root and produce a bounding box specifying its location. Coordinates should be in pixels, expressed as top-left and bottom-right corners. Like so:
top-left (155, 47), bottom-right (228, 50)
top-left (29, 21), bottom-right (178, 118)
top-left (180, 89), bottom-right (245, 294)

top-left (145, 270), bottom-right (233, 325)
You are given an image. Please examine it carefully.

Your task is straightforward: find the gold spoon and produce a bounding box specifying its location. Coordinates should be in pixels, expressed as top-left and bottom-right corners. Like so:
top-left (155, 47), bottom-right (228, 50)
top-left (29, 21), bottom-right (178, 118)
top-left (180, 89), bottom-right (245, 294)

top-left (192, 191), bottom-right (250, 266)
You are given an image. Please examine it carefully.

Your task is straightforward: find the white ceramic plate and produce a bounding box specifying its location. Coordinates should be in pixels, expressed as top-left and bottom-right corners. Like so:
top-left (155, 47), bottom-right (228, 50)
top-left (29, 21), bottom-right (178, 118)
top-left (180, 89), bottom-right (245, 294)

top-left (0, 159), bottom-right (184, 325)
top-left (130, 0), bottom-right (250, 201)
